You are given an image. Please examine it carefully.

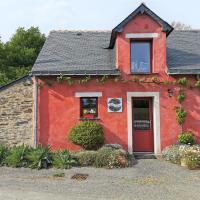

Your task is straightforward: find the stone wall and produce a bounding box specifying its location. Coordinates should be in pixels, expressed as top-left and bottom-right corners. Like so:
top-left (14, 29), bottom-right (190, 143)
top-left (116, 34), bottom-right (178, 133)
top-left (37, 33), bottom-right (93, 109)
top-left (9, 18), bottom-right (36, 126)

top-left (0, 76), bottom-right (34, 146)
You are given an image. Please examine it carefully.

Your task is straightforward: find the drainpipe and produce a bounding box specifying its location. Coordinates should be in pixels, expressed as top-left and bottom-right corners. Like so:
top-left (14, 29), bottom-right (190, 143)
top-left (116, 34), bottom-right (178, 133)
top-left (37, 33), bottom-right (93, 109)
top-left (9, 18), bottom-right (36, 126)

top-left (33, 76), bottom-right (39, 147)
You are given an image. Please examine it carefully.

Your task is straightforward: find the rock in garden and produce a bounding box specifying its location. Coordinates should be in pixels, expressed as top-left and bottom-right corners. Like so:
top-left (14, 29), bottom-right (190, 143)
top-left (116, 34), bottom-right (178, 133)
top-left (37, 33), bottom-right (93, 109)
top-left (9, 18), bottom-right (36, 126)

top-left (104, 144), bottom-right (123, 150)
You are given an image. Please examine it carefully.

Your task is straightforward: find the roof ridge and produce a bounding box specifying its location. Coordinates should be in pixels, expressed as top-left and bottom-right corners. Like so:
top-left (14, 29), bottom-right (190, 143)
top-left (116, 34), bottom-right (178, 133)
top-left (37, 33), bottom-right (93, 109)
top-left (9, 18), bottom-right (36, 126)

top-left (50, 29), bottom-right (111, 33)
top-left (173, 29), bottom-right (200, 31)
top-left (0, 75), bottom-right (30, 91)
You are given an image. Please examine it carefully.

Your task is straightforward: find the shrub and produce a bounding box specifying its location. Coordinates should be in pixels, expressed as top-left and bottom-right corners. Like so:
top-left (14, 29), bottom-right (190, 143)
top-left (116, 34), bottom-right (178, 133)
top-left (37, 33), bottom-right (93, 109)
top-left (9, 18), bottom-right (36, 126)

top-left (179, 145), bottom-right (200, 169)
top-left (94, 147), bottom-right (114, 167)
top-left (178, 131), bottom-right (195, 145)
top-left (0, 144), bottom-right (9, 166)
top-left (73, 145), bottom-right (129, 168)
top-left (5, 145), bottom-right (30, 168)
top-left (185, 157), bottom-right (199, 170)
top-left (74, 151), bottom-right (97, 166)
top-left (53, 150), bottom-right (77, 169)
top-left (94, 147), bottom-right (129, 168)
top-left (162, 145), bottom-right (181, 164)
top-left (163, 145), bottom-right (200, 170)
top-left (68, 121), bottom-right (104, 150)
top-left (27, 145), bottom-right (52, 169)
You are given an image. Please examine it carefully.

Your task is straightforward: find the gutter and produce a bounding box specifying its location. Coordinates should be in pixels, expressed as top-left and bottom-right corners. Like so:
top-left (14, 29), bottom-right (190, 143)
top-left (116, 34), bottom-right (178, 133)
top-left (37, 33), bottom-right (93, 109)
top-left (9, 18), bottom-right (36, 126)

top-left (33, 76), bottom-right (39, 147)
top-left (30, 72), bottom-right (121, 76)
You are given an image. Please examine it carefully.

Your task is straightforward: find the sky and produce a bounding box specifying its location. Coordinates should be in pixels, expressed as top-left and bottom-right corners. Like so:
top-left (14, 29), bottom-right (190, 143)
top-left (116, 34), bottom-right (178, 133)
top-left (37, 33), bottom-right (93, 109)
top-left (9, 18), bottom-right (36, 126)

top-left (0, 0), bottom-right (200, 42)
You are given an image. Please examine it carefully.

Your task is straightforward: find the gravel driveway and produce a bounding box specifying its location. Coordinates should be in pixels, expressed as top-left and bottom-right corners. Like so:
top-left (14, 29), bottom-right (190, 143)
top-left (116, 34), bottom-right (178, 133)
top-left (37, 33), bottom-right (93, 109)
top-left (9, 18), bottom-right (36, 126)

top-left (0, 159), bottom-right (200, 200)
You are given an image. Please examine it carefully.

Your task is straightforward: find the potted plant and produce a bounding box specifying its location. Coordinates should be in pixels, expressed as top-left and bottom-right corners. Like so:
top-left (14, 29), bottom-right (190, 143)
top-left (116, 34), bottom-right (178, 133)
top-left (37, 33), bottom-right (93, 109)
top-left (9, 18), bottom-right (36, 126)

top-left (83, 108), bottom-right (96, 119)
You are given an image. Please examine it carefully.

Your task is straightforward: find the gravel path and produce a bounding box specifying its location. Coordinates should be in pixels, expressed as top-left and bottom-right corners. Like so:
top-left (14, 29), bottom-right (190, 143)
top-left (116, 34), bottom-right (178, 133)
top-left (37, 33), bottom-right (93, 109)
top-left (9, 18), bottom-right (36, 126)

top-left (0, 159), bottom-right (200, 200)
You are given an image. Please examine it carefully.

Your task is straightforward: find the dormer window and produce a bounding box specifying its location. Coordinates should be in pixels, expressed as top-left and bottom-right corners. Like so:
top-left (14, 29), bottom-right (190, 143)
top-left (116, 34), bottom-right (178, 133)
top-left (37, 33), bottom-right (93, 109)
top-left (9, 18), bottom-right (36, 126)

top-left (131, 41), bottom-right (151, 74)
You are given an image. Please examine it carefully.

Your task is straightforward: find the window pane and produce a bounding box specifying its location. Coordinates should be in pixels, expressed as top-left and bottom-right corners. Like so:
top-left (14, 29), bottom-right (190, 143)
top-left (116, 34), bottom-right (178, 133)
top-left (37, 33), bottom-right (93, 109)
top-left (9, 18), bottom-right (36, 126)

top-left (82, 98), bottom-right (96, 108)
top-left (133, 99), bottom-right (150, 130)
top-left (131, 42), bottom-right (151, 73)
top-left (81, 97), bottom-right (98, 118)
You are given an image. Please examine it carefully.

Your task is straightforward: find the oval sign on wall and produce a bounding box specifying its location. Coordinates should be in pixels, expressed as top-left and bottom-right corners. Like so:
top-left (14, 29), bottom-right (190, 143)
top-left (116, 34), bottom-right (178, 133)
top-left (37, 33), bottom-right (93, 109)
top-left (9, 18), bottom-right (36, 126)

top-left (107, 98), bottom-right (122, 112)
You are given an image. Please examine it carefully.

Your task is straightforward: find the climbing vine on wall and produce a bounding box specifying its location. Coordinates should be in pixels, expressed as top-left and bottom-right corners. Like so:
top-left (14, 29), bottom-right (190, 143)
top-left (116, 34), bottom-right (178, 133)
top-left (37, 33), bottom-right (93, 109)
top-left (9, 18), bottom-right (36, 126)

top-left (195, 80), bottom-right (200, 88)
top-left (46, 74), bottom-right (200, 90)
top-left (177, 90), bottom-right (185, 103)
top-left (37, 74), bottom-right (199, 139)
top-left (79, 75), bottom-right (91, 85)
top-left (57, 74), bottom-right (74, 85)
top-left (175, 107), bottom-right (187, 126)
top-left (175, 81), bottom-right (188, 133)
top-left (176, 77), bottom-right (188, 86)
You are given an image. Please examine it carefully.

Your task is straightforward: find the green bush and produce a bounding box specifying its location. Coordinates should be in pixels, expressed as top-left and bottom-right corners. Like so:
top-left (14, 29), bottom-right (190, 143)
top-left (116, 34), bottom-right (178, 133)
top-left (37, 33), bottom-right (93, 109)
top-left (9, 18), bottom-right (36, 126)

top-left (94, 147), bottom-right (114, 167)
top-left (53, 150), bottom-right (77, 169)
top-left (74, 146), bottom-right (129, 168)
top-left (94, 147), bottom-right (129, 168)
top-left (68, 121), bottom-right (104, 150)
top-left (74, 151), bottom-right (97, 166)
top-left (0, 143), bottom-right (130, 169)
top-left (0, 144), bottom-right (9, 166)
top-left (178, 131), bottom-right (195, 145)
top-left (27, 145), bottom-right (52, 169)
top-left (5, 145), bottom-right (30, 168)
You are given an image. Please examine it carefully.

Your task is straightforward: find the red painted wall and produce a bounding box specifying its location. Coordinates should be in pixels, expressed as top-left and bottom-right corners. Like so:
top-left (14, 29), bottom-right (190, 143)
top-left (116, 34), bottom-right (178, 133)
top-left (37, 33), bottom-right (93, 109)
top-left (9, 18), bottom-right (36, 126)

top-left (37, 77), bottom-right (200, 151)
top-left (37, 14), bottom-right (200, 151)
top-left (116, 14), bottom-right (167, 75)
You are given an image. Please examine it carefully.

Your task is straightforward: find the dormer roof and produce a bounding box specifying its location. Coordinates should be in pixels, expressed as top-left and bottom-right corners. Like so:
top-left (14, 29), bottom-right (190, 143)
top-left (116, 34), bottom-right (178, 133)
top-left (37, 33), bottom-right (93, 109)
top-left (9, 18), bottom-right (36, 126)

top-left (108, 3), bottom-right (173, 48)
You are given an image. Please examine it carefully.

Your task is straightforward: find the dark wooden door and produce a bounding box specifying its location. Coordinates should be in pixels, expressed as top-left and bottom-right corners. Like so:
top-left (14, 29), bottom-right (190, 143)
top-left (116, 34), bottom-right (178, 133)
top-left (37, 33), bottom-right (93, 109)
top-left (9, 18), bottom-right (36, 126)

top-left (132, 98), bottom-right (154, 152)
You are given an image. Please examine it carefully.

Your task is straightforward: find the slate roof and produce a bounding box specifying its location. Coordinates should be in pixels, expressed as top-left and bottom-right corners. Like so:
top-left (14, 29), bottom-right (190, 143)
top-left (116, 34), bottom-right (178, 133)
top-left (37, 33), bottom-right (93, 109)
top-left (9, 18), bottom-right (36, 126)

top-left (31, 31), bottom-right (119, 76)
top-left (0, 75), bottom-right (30, 91)
top-left (167, 30), bottom-right (200, 74)
top-left (31, 29), bottom-right (200, 76)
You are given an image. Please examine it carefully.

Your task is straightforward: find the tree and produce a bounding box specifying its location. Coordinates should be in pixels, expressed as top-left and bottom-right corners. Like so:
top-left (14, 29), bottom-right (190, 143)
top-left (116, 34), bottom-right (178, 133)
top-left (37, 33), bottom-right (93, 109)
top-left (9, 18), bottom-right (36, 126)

top-left (171, 21), bottom-right (192, 30)
top-left (4, 27), bottom-right (46, 67)
top-left (0, 27), bottom-right (46, 87)
top-left (0, 39), bottom-right (6, 66)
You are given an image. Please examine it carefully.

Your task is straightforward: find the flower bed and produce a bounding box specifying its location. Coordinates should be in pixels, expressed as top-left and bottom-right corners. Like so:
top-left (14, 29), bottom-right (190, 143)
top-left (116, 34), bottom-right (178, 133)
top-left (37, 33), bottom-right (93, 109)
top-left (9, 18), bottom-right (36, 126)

top-left (162, 144), bottom-right (200, 170)
top-left (0, 143), bottom-right (131, 170)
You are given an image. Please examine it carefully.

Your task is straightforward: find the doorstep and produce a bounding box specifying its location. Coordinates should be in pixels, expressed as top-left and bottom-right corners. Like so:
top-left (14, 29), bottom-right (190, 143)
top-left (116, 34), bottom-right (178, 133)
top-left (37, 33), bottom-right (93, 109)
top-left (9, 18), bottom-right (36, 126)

top-left (133, 152), bottom-right (157, 159)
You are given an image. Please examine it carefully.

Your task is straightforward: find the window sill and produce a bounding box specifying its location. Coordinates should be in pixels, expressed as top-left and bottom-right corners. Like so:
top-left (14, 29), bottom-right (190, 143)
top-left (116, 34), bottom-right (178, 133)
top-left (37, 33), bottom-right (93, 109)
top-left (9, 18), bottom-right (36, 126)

top-left (79, 117), bottom-right (100, 121)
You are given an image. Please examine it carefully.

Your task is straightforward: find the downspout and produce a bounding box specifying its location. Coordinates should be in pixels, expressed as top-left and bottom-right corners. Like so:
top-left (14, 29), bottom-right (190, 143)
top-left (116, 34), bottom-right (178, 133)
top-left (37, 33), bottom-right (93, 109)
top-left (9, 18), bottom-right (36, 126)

top-left (33, 76), bottom-right (39, 147)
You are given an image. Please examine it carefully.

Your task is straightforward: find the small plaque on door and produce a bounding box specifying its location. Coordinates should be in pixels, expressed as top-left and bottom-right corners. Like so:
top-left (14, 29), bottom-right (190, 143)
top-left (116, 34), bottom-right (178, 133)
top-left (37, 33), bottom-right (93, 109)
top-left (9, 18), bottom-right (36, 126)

top-left (134, 120), bottom-right (150, 130)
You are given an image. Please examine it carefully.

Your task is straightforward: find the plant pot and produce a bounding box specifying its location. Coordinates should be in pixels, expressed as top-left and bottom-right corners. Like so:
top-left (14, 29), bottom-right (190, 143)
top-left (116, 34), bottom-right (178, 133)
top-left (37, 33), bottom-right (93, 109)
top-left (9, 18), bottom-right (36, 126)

top-left (180, 158), bottom-right (187, 167)
top-left (83, 114), bottom-right (95, 119)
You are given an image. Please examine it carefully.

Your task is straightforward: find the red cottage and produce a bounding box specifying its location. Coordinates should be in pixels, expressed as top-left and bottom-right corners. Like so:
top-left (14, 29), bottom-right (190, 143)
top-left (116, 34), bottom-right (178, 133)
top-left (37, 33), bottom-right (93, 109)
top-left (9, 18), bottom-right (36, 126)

top-left (31, 3), bottom-right (200, 154)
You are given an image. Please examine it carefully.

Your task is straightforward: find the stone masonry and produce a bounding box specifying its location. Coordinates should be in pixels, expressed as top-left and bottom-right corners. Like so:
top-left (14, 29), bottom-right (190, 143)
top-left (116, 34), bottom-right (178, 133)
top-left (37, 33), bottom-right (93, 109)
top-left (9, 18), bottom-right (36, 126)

top-left (0, 76), bottom-right (34, 146)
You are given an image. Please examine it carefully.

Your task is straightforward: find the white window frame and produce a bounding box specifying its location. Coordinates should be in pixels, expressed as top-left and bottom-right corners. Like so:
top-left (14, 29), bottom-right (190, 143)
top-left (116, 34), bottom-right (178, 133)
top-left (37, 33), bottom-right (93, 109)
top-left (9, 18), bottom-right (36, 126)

top-left (75, 92), bottom-right (102, 97)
